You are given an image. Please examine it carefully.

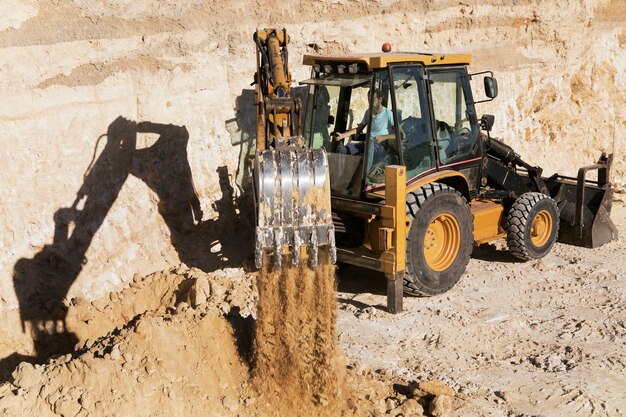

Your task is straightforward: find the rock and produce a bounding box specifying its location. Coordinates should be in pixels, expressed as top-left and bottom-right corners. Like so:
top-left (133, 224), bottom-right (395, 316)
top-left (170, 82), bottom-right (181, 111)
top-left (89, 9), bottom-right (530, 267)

top-left (545, 354), bottom-right (566, 372)
top-left (12, 362), bottom-right (41, 389)
top-left (385, 398), bottom-right (396, 410)
top-left (390, 398), bottom-right (425, 416)
top-left (145, 364), bottom-right (157, 375)
top-left (212, 282), bottom-right (226, 303)
top-left (494, 390), bottom-right (507, 402)
top-left (175, 265), bottom-right (188, 275)
top-left (135, 319), bottom-right (149, 335)
top-left (110, 344), bottom-right (121, 360)
top-left (46, 389), bottom-right (62, 407)
top-left (80, 391), bottom-right (95, 410)
top-left (75, 409), bottom-right (90, 417)
top-left (190, 276), bottom-right (211, 307)
top-left (54, 398), bottom-right (82, 417)
top-left (429, 395), bottom-right (453, 417)
top-left (222, 396), bottom-right (239, 412)
top-left (416, 380), bottom-right (454, 397)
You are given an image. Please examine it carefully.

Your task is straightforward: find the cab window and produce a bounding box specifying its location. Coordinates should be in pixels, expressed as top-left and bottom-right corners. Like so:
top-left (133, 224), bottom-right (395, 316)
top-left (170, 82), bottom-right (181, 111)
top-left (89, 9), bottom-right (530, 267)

top-left (391, 65), bottom-right (435, 181)
top-left (303, 74), bottom-right (372, 198)
top-left (428, 70), bottom-right (479, 165)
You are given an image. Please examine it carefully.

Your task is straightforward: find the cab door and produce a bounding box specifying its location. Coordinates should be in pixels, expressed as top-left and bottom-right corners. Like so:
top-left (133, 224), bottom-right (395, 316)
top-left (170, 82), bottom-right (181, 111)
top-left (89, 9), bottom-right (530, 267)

top-left (426, 68), bottom-right (482, 192)
top-left (389, 65), bottom-right (436, 184)
top-left (364, 64), bottom-right (436, 190)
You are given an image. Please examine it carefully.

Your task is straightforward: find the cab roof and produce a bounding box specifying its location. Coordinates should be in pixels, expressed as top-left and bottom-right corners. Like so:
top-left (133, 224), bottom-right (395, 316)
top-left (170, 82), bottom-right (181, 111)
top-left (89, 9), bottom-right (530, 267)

top-left (303, 52), bottom-right (472, 69)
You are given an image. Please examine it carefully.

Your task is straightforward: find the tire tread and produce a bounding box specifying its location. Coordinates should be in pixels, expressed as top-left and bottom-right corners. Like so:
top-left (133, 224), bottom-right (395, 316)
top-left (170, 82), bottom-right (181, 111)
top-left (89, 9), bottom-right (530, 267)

top-left (403, 183), bottom-right (473, 296)
top-left (506, 192), bottom-right (559, 260)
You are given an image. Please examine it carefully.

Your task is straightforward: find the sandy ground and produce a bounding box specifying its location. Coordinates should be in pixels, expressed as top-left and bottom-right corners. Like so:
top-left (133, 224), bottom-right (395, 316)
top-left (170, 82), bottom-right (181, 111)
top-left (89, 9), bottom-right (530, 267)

top-left (337, 203), bottom-right (626, 416)
top-left (0, 203), bottom-right (623, 416)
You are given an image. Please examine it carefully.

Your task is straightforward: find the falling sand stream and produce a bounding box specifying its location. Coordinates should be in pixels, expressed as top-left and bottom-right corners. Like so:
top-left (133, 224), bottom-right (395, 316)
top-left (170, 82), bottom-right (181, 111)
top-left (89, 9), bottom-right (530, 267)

top-left (253, 251), bottom-right (347, 416)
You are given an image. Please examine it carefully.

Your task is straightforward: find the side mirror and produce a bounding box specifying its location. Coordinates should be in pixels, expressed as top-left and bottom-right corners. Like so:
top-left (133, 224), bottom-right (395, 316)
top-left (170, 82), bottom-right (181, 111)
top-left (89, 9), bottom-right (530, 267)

top-left (327, 115), bottom-right (335, 125)
top-left (484, 76), bottom-right (498, 99)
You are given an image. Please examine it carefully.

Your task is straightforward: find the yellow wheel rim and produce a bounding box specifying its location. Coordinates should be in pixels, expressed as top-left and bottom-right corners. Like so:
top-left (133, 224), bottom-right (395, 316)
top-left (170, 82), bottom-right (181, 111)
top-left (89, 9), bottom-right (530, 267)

top-left (531, 209), bottom-right (552, 247)
top-left (424, 213), bottom-right (461, 272)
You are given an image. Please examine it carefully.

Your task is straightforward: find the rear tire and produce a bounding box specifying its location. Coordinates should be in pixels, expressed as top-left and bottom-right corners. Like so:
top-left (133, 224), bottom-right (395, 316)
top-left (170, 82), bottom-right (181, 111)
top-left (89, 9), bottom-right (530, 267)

top-left (404, 183), bottom-right (473, 296)
top-left (506, 192), bottom-right (559, 260)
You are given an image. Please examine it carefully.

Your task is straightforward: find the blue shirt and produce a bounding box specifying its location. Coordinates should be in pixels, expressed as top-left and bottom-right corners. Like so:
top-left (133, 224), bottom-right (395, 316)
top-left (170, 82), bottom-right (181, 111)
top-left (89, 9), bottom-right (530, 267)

top-left (361, 107), bottom-right (394, 137)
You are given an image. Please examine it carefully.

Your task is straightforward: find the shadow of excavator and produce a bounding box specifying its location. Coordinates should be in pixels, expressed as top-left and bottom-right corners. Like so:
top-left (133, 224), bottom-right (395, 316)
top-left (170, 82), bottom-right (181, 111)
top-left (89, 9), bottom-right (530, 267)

top-left (3, 116), bottom-right (252, 379)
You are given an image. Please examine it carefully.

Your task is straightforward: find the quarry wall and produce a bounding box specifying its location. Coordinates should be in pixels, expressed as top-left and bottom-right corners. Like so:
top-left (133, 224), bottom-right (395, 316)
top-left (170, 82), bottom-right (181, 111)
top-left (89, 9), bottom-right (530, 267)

top-left (1, 0), bottom-right (624, 318)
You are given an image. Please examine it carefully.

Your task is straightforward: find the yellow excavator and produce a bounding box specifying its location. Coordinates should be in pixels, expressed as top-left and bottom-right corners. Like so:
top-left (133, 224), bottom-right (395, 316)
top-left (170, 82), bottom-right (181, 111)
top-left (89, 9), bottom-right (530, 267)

top-left (252, 29), bottom-right (618, 312)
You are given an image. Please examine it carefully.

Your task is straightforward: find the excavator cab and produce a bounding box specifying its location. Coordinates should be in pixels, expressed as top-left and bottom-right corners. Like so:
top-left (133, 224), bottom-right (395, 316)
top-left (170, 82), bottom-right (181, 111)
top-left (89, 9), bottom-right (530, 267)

top-left (301, 61), bottom-right (483, 198)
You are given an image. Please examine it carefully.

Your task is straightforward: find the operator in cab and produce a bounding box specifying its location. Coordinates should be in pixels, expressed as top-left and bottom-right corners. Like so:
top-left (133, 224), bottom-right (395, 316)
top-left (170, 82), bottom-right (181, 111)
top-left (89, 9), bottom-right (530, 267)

top-left (332, 89), bottom-right (396, 155)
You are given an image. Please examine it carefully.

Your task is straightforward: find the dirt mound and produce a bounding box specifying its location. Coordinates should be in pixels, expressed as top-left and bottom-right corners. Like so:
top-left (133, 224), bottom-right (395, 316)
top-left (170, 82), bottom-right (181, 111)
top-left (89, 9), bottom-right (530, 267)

top-left (0, 267), bottom-right (255, 417)
top-left (4, 312), bottom-right (251, 417)
top-left (0, 265), bottom-right (436, 417)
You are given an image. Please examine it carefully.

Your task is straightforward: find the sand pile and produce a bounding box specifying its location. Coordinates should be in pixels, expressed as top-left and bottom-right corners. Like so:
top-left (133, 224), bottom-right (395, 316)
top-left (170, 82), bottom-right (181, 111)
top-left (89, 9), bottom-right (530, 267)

top-left (0, 267), bottom-right (255, 417)
top-left (0, 264), bottom-right (445, 417)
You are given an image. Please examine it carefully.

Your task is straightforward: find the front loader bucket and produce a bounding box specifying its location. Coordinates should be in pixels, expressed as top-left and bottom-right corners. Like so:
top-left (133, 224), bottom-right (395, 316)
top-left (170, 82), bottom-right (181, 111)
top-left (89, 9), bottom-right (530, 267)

top-left (254, 146), bottom-right (336, 269)
top-left (545, 153), bottom-right (618, 248)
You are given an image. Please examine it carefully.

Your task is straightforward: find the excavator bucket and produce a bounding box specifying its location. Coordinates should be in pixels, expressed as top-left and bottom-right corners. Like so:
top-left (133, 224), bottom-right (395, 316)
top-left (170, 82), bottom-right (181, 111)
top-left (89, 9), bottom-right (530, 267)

top-left (545, 153), bottom-right (618, 248)
top-left (254, 146), bottom-right (336, 269)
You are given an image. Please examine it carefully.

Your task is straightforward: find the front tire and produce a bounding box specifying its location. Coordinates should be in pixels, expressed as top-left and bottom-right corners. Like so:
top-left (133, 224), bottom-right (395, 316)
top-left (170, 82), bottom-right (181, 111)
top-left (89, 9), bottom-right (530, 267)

top-left (404, 183), bottom-right (473, 296)
top-left (505, 192), bottom-right (559, 260)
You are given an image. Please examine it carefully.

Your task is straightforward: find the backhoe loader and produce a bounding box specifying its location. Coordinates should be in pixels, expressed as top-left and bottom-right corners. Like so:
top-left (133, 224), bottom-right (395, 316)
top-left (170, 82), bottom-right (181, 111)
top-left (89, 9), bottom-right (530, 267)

top-left (252, 29), bottom-right (618, 312)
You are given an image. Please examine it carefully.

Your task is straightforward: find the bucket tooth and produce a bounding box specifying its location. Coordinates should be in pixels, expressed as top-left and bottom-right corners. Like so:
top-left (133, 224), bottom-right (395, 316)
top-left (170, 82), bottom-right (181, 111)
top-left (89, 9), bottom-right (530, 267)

top-left (273, 231), bottom-right (282, 269)
top-left (309, 245), bottom-right (319, 268)
top-left (292, 232), bottom-right (302, 266)
top-left (309, 228), bottom-right (319, 268)
top-left (255, 227), bottom-right (264, 269)
top-left (329, 230), bottom-right (337, 264)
